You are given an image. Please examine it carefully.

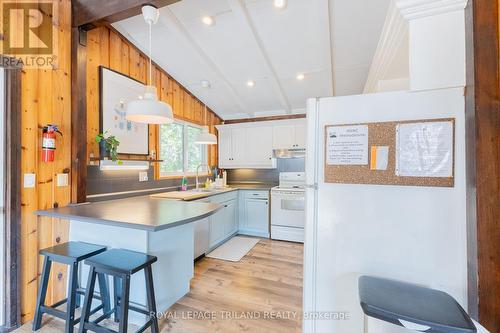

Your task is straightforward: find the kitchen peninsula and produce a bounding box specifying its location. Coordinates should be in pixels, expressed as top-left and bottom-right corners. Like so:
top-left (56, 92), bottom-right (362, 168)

top-left (35, 196), bottom-right (221, 323)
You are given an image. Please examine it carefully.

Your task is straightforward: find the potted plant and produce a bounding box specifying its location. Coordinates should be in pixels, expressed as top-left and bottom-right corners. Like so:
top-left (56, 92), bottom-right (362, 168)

top-left (95, 131), bottom-right (120, 162)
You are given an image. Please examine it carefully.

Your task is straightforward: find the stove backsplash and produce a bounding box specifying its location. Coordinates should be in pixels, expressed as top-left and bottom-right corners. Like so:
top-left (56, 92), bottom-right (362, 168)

top-left (227, 158), bottom-right (305, 184)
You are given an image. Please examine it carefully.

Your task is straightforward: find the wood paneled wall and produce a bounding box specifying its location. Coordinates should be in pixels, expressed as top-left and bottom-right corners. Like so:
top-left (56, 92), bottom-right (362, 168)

top-left (13, 0), bottom-right (73, 322)
top-left (86, 26), bottom-right (222, 168)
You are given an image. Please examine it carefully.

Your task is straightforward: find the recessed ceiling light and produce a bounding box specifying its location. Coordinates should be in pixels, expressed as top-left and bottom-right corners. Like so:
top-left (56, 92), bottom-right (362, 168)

top-left (274, 0), bottom-right (287, 9)
top-left (247, 80), bottom-right (255, 87)
top-left (201, 80), bottom-right (211, 88)
top-left (202, 16), bottom-right (215, 26)
top-left (296, 73), bottom-right (305, 81)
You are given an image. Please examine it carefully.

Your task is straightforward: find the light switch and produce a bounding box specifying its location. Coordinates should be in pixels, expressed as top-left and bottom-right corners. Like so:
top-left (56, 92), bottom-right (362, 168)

top-left (139, 172), bottom-right (148, 182)
top-left (57, 173), bottom-right (69, 187)
top-left (24, 173), bottom-right (36, 188)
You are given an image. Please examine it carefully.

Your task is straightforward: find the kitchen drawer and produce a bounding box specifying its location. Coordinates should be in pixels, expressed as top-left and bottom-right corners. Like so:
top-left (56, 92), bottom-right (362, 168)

top-left (243, 190), bottom-right (269, 200)
top-left (209, 190), bottom-right (238, 204)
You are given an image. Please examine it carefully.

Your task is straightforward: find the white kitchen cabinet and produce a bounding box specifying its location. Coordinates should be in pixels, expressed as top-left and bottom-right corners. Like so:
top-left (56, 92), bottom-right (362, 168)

top-left (208, 191), bottom-right (239, 250)
top-left (217, 118), bottom-right (305, 169)
top-left (245, 126), bottom-right (275, 168)
top-left (208, 207), bottom-right (226, 249)
top-left (218, 128), bottom-right (247, 168)
top-left (218, 127), bottom-right (275, 169)
top-left (231, 128), bottom-right (246, 165)
top-left (272, 123), bottom-right (306, 149)
top-left (218, 129), bottom-right (233, 167)
top-left (223, 200), bottom-right (238, 236)
top-left (272, 125), bottom-right (295, 149)
top-left (239, 190), bottom-right (270, 238)
top-left (294, 123), bottom-right (307, 149)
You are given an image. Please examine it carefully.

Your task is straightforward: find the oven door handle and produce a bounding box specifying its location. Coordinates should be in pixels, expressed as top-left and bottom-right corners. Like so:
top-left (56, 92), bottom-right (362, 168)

top-left (272, 193), bottom-right (305, 200)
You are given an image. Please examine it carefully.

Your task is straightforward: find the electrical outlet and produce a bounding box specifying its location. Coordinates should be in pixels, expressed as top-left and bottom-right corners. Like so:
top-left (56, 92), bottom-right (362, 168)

top-left (139, 171), bottom-right (149, 182)
top-left (24, 173), bottom-right (36, 188)
top-left (57, 173), bottom-right (69, 187)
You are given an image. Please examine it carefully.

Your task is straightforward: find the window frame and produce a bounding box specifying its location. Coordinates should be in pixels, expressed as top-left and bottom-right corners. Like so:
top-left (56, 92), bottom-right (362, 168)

top-left (156, 119), bottom-right (209, 179)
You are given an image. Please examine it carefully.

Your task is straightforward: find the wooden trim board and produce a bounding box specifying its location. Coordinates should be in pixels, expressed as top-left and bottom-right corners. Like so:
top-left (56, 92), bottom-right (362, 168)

top-left (324, 118), bottom-right (455, 187)
top-left (224, 114), bottom-right (306, 124)
top-left (466, 0), bottom-right (500, 330)
top-left (2, 57), bottom-right (22, 330)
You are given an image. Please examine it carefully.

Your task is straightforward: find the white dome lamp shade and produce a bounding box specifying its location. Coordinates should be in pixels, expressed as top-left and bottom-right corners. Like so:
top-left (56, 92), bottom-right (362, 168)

top-left (127, 86), bottom-right (173, 124)
top-left (195, 126), bottom-right (217, 145)
top-left (126, 5), bottom-right (174, 125)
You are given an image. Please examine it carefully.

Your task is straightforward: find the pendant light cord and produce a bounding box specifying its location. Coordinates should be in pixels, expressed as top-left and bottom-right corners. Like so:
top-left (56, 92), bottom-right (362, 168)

top-left (148, 20), bottom-right (152, 85)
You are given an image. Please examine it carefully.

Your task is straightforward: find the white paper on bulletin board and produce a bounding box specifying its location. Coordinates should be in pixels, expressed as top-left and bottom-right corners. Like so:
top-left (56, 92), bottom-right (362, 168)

top-left (396, 121), bottom-right (453, 177)
top-left (327, 125), bottom-right (369, 165)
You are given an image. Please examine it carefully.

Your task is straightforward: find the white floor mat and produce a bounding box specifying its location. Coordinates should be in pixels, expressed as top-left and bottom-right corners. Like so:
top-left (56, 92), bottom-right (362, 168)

top-left (206, 236), bottom-right (260, 262)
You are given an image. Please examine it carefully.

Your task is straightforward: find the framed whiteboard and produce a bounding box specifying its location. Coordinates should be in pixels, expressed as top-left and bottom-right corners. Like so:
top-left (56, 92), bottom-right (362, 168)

top-left (100, 66), bottom-right (149, 155)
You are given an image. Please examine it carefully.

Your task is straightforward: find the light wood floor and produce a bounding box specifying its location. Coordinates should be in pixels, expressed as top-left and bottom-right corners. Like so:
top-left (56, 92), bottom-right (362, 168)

top-left (15, 238), bottom-right (304, 333)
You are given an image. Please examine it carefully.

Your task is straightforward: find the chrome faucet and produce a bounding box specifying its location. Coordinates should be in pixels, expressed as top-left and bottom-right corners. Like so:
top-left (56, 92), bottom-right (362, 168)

top-left (196, 163), bottom-right (210, 190)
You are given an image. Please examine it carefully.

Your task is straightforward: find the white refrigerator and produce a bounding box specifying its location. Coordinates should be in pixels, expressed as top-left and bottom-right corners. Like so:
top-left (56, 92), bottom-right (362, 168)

top-left (303, 88), bottom-right (468, 333)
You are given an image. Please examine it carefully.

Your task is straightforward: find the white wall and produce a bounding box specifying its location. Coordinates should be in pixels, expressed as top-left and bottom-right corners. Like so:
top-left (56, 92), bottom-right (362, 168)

top-left (304, 88), bottom-right (467, 333)
top-left (409, 10), bottom-right (466, 90)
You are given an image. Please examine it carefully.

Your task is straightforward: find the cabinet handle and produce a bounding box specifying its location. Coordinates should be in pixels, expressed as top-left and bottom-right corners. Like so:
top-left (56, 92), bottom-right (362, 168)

top-left (224, 204), bottom-right (228, 208)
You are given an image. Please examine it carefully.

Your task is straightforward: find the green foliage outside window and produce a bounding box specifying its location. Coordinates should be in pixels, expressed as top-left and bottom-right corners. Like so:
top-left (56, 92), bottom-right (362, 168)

top-left (159, 121), bottom-right (207, 176)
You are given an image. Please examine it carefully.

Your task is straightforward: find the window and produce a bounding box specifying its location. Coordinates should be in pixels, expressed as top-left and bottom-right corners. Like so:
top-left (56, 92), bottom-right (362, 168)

top-left (158, 120), bottom-right (208, 177)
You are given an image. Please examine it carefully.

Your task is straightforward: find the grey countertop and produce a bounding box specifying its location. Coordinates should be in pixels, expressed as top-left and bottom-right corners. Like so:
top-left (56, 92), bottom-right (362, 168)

top-left (228, 183), bottom-right (277, 190)
top-left (35, 196), bottom-right (221, 232)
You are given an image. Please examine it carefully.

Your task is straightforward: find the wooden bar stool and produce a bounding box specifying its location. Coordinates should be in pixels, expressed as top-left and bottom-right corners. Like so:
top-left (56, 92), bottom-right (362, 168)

top-left (79, 249), bottom-right (159, 333)
top-left (33, 242), bottom-right (111, 333)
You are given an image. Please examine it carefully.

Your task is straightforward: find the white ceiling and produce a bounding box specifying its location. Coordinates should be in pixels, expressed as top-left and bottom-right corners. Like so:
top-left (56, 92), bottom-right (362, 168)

top-left (113, 0), bottom-right (390, 120)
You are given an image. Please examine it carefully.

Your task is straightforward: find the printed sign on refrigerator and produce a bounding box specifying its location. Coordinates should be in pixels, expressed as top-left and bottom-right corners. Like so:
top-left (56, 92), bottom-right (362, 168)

top-left (327, 125), bottom-right (369, 165)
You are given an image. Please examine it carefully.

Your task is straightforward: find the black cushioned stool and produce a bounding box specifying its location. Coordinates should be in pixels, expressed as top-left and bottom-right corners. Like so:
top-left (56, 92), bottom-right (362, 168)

top-left (79, 249), bottom-right (159, 333)
top-left (33, 242), bottom-right (111, 333)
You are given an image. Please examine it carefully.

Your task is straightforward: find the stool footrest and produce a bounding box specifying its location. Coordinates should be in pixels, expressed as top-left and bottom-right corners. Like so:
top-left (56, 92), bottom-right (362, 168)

top-left (50, 298), bottom-right (68, 309)
top-left (116, 299), bottom-right (150, 316)
top-left (76, 288), bottom-right (106, 301)
top-left (84, 322), bottom-right (117, 333)
top-left (39, 305), bottom-right (66, 320)
top-left (92, 309), bottom-right (115, 325)
top-left (135, 320), bottom-right (153, 333)
top-left (89, 304), bottom-right (104, 317)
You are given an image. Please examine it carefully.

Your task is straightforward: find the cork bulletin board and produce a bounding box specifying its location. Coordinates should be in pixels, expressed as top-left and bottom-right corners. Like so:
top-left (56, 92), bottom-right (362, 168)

top-left (324, 118), bottom-right (455, 187)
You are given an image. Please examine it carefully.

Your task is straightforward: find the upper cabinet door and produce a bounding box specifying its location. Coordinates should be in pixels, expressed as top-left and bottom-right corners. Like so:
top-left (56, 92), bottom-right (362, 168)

top-left (231, 128), bottom-right (247, 165)
top-left (273, 125), bottom-right (295, 149)
top-left (294, 123), bottom-right (307, 149)
top-left (246, 126), bottom-right (274, 166)
top-left (218, 129), bottom-right (232, 168)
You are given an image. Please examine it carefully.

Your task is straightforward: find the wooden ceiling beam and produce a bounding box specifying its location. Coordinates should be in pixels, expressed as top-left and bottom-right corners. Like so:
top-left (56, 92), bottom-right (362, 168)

top-left (227, 0), bottom-right (292, 114)
top-left (72, 0), bottom-right (181, 28)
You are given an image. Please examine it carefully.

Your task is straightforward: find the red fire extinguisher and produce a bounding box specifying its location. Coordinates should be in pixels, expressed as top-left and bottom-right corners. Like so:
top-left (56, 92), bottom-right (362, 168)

top-left (42, 125), bottom-right (63, 163)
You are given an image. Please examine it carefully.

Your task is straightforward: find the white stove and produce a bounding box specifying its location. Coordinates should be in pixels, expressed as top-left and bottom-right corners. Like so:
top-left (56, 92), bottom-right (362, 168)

top-left (271, 172), bottom-right (306, 243)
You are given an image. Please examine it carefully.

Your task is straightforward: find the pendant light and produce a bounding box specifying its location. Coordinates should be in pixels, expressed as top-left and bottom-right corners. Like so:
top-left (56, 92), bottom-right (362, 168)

top-left (195, 106), bottom-right (217, 145)
top-left (126, 5), bottom-right (174, 124)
